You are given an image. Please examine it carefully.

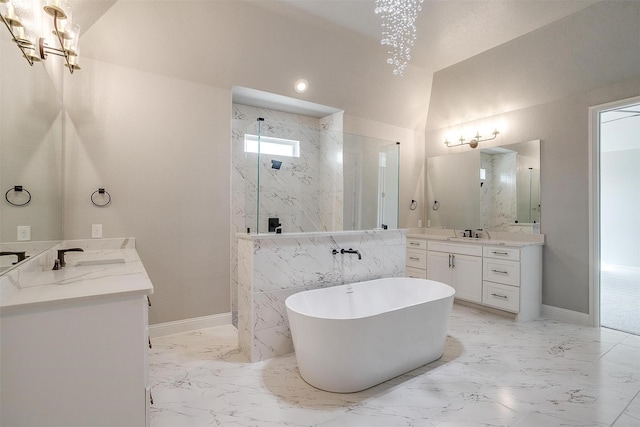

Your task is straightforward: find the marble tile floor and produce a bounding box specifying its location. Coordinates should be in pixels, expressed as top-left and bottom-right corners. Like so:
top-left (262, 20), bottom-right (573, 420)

top-left (149, 303), bottom-right (640, 426)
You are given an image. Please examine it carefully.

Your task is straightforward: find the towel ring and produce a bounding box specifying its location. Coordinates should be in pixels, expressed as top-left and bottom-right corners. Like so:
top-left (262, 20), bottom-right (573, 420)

top-left (91, 188), bottom-right (111, 207)
top-left (5, 186), bottom-right (31, 206)
top-left (432, 200), bottom-right (440, 211)
top-left (409, 199), bottom-right (418, 210)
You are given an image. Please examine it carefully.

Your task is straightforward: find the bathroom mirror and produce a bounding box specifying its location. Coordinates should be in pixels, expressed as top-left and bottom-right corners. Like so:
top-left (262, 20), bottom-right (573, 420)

top-left (426, 139), bottom-right (540, 232)
top-left (0, 39), bottom-right (64, 274)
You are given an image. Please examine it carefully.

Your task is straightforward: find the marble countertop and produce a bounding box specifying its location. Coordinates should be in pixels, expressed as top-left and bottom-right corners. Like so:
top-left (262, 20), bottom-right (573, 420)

top-left (0, 238), bottom-right (154, 315)
top-left (237, 229), bottom-right (406, 240)
top-left (406, 228), bottom-right (544, 247)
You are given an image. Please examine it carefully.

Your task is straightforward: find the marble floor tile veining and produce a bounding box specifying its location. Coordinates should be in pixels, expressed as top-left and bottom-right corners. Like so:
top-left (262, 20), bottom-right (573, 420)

top-left (149, 304), bottom-right (640, 426)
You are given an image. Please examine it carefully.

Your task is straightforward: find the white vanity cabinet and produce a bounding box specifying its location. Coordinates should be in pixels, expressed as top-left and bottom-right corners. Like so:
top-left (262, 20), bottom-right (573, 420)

top-left (1, 295), bottom-right (150, 427)
top-left (482, 245), bottom-right (542, 321)
top-left (427, 242), bottom-right (483, 303)
top-left (406, 238), bottom-right (428, 278)
top-left (409, 236), bottom-right (543, 321)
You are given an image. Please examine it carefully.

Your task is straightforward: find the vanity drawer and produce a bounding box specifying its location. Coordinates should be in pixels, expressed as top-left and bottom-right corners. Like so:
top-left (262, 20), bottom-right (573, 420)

top-left (428, 241), bottom-right (482, 257)
top-left (406, 249), bottom-right (427, 269)
top-left (483, 281), bottom-right (519, 313)
top-left (406, 267), bottom-right (427, 279)
top-left (483, 258), bottom-right (520, 286)
top-left (483, 246), bottom-right (520, 261)
top-left (407, 238), bottom-right (428, 250)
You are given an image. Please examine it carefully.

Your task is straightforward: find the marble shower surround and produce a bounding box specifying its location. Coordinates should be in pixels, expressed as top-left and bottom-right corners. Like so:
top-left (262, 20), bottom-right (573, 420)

top-left (481, 151), bottom-right (517, 232)
top-left (231, 104), bottom-right (344, 327)
top-left (237, 229), bottom-right (406, 362)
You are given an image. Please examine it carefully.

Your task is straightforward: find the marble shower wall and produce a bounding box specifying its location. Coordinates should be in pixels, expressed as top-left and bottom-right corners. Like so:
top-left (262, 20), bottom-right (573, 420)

top-left (480, 152), bottom-right (517, 231)
top-left (237, 230), bottom-right (406, 362)
top-left (231, 105), bottom-right (344, 326)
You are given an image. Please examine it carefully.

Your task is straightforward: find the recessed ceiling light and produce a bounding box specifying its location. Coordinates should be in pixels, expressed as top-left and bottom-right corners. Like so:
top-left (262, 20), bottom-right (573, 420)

top-left (294, 79), bottom-right (308, 93)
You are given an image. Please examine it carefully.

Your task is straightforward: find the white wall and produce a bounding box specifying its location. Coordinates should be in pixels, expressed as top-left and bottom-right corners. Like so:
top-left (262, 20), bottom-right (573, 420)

top-left (425, 1), bottom-right (640, 314)
top-left (62, 43), bottom-right (426, 326)
top-left (64, 59), bottom-right (232, 324)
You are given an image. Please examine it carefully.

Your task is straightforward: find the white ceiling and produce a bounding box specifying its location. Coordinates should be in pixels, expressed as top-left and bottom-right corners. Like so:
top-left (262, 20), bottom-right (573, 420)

top-left (70, 0), bottom-right (603, 129)
top-left (75, 0), bottom-right (600, 75)
top-left (246, 0), bottom-right (600, 72)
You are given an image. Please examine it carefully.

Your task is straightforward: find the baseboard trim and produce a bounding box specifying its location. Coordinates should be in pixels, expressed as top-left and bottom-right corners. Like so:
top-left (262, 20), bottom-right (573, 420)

top-left (541, 304), bottom-right (592, 326)
top-left (149, 312), bottom-right (233, 338)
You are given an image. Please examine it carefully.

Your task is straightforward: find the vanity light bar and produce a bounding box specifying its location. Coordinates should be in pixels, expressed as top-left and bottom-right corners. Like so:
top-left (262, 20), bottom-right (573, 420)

top-left (445, 129), bottom-right (500, 149)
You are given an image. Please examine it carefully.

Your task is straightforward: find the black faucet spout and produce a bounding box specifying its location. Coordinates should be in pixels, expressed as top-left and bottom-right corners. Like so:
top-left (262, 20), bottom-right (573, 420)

top-left (340, 248), bottom-right (362, 260)
top-left (54, 248), bottom-right (84, 269)
top-left (0, 251), bottom-right (28, 265)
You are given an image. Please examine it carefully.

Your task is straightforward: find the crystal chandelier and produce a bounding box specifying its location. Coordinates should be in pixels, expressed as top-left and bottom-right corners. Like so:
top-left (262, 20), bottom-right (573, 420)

top-left (375, 0), bottom-right (424, 76)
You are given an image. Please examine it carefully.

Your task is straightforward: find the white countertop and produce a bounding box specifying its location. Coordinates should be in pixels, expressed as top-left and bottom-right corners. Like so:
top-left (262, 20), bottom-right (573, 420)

top-left (406, 228), bottom-right (544, 248)
top-left (0, 239), bottom-right (154, 315)
top-left (237, 229), bottom-right (406, 240)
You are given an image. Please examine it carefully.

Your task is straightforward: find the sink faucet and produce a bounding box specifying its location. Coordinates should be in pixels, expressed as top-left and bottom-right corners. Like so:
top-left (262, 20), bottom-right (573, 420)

top-left (474, 229), bottom-right (490, 239)
top-left (53, 248), bottom-right (84, 270)
top-left (0, 251), bottom-right (28, 265)
top-left (341, 248), bottom-right (362, 260)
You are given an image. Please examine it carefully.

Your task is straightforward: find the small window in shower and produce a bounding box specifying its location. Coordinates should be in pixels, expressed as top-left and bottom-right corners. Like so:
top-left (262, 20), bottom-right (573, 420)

top-left (244, 134), bottom-right (300, 157)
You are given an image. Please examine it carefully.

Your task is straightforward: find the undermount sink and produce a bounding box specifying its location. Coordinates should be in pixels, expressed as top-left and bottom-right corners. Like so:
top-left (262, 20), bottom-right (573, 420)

top-left (73, 258), bottom-right (126, 266)
top-left (446, 237), bottom-right (483, 243)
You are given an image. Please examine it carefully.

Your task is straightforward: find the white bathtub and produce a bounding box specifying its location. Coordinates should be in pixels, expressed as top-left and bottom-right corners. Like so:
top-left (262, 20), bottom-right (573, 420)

top-left (285, 277), bottom-right (455, 393)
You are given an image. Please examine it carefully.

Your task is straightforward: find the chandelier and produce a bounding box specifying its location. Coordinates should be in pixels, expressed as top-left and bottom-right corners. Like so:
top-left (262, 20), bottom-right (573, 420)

top-left (0, 0), bottom-right (80, 73)
top-left (374, 0), bottom-right (424, 76)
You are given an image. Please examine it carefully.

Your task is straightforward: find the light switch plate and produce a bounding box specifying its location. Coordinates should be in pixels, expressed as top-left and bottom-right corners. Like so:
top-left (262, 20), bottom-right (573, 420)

top-left (17, 225), bottom-right (31, 241)
top-left (92, 224), bottom-right (103, 239)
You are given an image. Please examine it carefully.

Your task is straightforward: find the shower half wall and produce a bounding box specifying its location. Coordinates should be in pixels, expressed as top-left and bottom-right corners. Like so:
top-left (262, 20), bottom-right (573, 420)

top-left (230, 104), bottom-right (400, 326)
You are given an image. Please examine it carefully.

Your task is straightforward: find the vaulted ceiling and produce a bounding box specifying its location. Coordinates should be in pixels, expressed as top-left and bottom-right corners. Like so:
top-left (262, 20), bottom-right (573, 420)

top-left (72, 0), bottom-right (602, 129)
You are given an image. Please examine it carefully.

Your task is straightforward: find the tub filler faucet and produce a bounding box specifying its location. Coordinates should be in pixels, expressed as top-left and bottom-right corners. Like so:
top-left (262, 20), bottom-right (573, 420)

top-left (340, 248), bottom-right (362, 260)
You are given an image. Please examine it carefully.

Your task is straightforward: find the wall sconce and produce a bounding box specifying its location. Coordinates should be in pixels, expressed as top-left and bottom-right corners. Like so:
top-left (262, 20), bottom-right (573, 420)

top-left (0, 0), bottom-right (80, 74)
top-left (445, 129), bottom-right (500, 149)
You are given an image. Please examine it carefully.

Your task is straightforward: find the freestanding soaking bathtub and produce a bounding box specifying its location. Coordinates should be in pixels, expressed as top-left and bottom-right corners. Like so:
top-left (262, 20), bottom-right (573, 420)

top-left (285, 277), bottom-right (455, 393)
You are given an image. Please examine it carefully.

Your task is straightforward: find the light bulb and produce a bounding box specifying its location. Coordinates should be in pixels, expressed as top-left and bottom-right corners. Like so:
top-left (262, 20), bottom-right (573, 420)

top-left (294, 79), bottom-right (308, 94)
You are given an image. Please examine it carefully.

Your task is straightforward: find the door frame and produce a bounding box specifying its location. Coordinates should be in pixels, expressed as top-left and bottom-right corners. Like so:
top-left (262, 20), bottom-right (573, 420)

top-left (588, 95), bottom-right (640, 327)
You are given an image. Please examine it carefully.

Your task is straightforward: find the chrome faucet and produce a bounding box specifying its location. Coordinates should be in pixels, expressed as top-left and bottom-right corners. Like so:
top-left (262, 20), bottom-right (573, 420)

top-left (53, 248), bottom-right (84, 270)
top-left (0, 251), bottom-right (27, 265)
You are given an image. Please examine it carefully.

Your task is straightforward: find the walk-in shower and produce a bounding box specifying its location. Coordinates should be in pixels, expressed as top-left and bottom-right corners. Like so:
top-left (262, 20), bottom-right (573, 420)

top-left (233, 117), bottom-right (400, 234)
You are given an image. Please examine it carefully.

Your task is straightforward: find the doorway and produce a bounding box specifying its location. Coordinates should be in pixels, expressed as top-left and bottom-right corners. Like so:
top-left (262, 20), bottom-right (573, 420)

top-left (590, 97), bottom-right (640, 334)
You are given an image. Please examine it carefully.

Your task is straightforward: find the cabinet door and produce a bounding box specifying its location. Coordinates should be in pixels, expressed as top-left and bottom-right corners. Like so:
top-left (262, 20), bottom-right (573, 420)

top-left (427, 251), bottom-right (453, 286)
top-left (452, 254), bottom-right (482, 303)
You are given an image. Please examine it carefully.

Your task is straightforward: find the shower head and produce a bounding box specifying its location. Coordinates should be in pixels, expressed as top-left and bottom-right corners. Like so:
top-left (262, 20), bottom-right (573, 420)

top-left (271, 160), bottom-right (282, 170)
